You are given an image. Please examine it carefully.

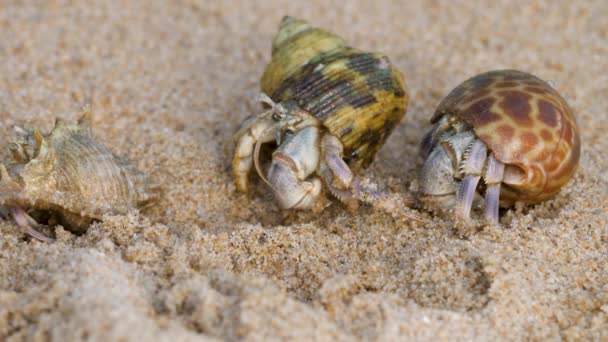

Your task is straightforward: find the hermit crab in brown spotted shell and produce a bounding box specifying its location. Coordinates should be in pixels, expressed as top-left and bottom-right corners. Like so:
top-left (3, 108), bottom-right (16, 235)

top-left (0, 108), bottom-right (157, 242)
top-left (420, 70), bottom-right (581, 223)
top-left (232, 16), bottom-right (425, 221)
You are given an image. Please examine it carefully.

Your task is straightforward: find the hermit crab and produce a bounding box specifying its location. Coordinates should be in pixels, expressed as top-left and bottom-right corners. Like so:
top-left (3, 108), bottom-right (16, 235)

top-left (420, 70), bottom-right (580, 223)
top-left (232, 16), bottom-right (421, 219)
top-left (0, 109), bottom-right (156, 242)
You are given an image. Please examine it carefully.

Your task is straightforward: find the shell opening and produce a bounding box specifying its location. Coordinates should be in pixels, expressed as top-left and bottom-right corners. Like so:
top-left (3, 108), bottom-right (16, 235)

top-left (237, 93), bottom-right (309, 194)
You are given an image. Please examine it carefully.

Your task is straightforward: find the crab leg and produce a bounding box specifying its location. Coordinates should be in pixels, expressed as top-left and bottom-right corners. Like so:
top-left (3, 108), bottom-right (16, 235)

top-left (11, 207), bottom-right (55, 243)
top-left (456, 140), bottom-right (487, 220)
top-left (320, 135), bottom-right (353, 188)
top-left (320, 134), bottom-right (429, 223)
top-left (483, 153), bottom-right (505, 224)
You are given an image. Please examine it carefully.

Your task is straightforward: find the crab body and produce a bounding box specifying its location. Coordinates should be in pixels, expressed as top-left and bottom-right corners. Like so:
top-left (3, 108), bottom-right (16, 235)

top-left (233, 16), bottom-right (411, 213)
top-left (420, 70), bottom-right (580, 223)
top-left (1, 110), bottom-right (156, 241)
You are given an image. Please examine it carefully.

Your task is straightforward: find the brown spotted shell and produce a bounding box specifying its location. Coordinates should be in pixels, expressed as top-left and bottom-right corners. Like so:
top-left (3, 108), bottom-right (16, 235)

top-left (0, 110), bottom-right (156, 233)
top-left (432, 70), bottom-right (580, 204)
top-left (261, 16), bottom-right (408, 168)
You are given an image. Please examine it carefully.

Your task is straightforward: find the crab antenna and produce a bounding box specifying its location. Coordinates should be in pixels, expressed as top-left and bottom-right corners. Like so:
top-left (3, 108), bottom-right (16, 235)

top-left (253, 125), bottom-right (281, 193)
top-left (258, 93), bottom-right (277, 108)
top-left (232, 94), bottom-right (276, 140)
top-left (232, 94), bottom-right (283, 143)
top-left (258, 93), bottom-right (287, 118)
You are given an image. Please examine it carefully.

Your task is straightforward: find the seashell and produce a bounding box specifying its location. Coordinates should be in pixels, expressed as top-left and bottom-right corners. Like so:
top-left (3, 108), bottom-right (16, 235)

top-left (260, 16), bottom-right (407, 169)
top-left (233, 16), bottom-right (425, 222)
top-left (0, 108), bottom-right (157, 241)
top-left (419, 69), bottom-right (580, 223)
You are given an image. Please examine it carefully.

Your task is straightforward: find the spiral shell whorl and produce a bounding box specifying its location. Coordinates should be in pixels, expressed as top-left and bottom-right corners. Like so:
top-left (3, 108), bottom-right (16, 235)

top-left (262, 16), bottom-right (347, 97)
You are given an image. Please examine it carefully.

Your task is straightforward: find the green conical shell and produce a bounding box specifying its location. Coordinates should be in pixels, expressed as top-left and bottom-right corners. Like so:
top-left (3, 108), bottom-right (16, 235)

top-left (260, 16), bottom-right (408, 168)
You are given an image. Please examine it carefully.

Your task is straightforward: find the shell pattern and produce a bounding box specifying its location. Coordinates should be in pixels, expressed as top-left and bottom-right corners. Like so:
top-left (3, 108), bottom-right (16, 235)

top-left (261, 16), bottom-right (408, 168)
top-left (1, 110), bottom-right (157, 235)
top-left (431, 70), bottom-right (580, 204)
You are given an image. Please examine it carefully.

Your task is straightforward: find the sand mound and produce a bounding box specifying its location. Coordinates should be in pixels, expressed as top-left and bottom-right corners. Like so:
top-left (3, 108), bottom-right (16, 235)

top-left (1, 1), bottom-right (606, 340)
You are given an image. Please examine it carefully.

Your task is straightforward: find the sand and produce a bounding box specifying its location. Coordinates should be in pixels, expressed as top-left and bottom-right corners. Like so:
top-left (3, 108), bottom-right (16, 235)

top-left (0, 0), bottom-right (606, 341)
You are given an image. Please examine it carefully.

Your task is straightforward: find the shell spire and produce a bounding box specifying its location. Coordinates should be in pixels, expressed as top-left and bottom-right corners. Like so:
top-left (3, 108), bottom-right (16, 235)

top-left (261, 16), bottom-right (347, 97)
top-left (54, 118), bottom-right (67, 129)
top-left (78, 105), bottom-right (93, 127)
top-left (271, 16), bottom-right (314, 54)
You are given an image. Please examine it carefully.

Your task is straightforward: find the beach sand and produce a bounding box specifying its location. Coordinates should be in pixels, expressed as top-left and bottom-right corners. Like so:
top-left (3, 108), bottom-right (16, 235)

top-left (0, 1), bottom-right (606, 340)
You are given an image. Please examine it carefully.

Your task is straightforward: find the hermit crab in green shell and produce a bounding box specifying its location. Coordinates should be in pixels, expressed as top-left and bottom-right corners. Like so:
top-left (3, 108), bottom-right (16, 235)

top-left (419, 70), bottom-right (580, 223)
top-left (232, 16), bottom-right (425, 221)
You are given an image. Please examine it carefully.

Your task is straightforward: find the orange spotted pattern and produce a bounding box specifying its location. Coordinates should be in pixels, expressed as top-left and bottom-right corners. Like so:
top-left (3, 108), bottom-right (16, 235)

top-left (431, 70), bottom-right (581, 205)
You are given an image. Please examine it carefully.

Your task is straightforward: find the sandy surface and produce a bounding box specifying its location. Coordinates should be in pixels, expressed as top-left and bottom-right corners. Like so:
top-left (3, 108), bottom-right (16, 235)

top-left (0, 1), bottom-right (607, 341)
